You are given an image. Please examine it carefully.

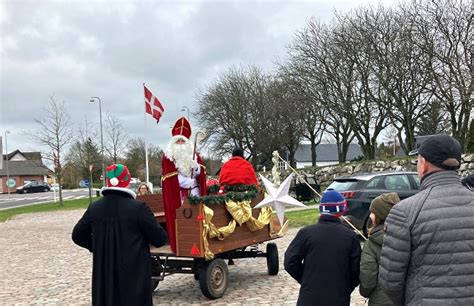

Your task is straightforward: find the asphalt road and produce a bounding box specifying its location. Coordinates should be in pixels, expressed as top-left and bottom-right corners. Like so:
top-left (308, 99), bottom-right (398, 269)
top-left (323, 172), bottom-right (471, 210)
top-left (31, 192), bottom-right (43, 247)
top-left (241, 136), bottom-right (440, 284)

top-left (0, 189), bottom-right (96, 210)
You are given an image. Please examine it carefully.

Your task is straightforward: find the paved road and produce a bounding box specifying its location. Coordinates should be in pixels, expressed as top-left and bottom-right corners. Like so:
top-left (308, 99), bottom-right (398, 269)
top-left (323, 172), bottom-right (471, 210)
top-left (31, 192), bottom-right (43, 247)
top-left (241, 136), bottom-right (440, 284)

top-left (0, 209), bottom-right (367, 305)
top-left (0, 189), bottom-right (95, 210)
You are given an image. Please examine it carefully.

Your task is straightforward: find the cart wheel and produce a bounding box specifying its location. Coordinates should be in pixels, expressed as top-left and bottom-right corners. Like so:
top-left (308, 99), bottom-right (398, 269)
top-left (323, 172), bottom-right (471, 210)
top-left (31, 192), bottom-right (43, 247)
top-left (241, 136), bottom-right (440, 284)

top-left (199, 258), bottom-right (228, 299)
top-left (266, 242), bottom-right (279, 276)
top-left (151, 258), bottom-right (162, 292)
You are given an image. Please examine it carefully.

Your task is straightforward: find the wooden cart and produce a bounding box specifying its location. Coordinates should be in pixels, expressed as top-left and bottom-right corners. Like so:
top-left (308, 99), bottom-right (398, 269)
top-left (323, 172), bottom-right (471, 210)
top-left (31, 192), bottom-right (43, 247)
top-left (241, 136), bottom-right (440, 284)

top-left (139, 192), bottom-right (284, 299)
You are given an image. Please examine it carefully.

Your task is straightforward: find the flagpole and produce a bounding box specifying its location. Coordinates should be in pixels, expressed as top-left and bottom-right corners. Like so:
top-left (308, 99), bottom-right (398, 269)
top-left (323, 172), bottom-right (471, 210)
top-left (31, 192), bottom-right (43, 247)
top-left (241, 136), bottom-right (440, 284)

top-left (143, 83), bottom-right (150, 185)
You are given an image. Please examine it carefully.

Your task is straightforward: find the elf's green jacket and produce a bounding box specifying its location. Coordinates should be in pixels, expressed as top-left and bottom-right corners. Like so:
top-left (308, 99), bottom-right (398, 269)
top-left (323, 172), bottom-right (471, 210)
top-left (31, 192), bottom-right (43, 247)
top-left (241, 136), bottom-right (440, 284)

top-left (359, 225), bottom-right (393, 306)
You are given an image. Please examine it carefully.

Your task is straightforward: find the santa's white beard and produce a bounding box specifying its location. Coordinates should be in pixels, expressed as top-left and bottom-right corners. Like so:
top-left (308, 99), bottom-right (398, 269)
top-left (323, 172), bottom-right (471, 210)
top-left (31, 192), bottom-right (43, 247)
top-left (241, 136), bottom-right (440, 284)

top-left (165, 136), bottom-right (194, 177)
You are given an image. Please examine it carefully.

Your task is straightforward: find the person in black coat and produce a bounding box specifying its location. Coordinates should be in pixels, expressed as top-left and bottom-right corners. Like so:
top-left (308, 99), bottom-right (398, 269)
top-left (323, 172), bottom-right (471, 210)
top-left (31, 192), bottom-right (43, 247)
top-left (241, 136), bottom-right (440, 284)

top-left (72, 164), bottom-right (167, 306)
top-left (284, 189), bottom-right (361, 306)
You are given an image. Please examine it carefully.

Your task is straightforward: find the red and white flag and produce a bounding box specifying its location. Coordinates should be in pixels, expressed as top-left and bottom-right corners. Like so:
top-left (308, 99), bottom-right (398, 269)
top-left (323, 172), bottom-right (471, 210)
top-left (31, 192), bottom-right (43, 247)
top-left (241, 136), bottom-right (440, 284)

top-left (144, 85), bottom-right (164, 123)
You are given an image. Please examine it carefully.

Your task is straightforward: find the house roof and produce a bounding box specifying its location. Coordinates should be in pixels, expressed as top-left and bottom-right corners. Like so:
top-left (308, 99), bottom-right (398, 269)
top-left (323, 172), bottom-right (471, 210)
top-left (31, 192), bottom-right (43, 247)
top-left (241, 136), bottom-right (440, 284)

top-left (3, 150), bottom-right (42, 161)
top-left (294, 143), bottom-right (363, 162)
top-left (0, 160), bottom-right (51, 176)
top-left (1, 150), bottom-right (51, 176)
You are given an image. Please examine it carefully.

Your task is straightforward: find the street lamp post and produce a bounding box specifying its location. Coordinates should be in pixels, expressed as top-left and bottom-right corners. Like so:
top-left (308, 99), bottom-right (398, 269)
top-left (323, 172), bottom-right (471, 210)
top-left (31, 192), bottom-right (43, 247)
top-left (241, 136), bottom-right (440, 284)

top-left (181, 106), bottom-right (190, 121)
top-left (4, 130), bottom-right (10, 194)
top-left (90, 97), bottom-right (105, 188)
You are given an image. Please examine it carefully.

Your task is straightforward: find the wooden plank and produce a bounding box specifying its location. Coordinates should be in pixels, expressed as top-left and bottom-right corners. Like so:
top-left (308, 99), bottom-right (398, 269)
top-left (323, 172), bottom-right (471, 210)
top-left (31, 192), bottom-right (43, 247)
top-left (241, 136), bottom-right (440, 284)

top-left (176, 206), bottom-right (203, 257)
top-left (139, 193), bottom-right (164, 214)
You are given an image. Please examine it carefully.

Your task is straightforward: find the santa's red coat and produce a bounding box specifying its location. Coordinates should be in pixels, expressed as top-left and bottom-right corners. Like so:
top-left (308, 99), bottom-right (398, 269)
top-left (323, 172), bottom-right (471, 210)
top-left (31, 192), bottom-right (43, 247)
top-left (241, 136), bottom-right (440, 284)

top-left (219, 156), bottom-right (259, 187)
top-left (161, 154), bottom-right (207, 253)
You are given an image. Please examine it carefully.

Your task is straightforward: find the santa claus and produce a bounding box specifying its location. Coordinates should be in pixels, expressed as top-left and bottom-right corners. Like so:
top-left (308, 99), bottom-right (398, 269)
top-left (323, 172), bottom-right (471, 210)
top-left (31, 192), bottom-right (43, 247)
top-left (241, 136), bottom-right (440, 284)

top-left (161, 116), bottom-right (207, 253)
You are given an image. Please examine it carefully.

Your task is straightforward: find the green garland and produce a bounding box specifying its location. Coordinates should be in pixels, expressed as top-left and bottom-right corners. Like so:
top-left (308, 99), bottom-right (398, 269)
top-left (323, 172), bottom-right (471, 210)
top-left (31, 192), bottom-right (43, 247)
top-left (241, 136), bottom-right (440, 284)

top-left (207, 184), bottom-right (220, 194)
top-left (188, 184), bottom-right (259, 205)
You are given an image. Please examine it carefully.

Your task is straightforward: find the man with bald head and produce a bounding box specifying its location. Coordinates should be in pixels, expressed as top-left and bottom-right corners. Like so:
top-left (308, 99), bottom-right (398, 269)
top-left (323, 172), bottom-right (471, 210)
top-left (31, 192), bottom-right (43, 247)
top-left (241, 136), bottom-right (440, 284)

top-left (379, 134), bottom-right (474, 305)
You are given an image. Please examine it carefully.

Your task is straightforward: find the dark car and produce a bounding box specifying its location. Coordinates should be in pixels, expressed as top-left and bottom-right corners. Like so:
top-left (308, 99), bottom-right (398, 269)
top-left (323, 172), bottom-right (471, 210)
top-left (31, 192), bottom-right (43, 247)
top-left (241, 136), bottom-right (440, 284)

top-left (16, 181), bottom-right (51, 194)
top-left (326, 171), bottom-right (420, 236)
top-left (289, 175), bottom-right (321, 202)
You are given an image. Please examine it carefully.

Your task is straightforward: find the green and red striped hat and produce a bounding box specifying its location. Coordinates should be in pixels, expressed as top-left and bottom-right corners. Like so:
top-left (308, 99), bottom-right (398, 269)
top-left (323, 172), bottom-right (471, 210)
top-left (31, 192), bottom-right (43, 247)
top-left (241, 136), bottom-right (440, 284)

top-left (105, 164), bottom-right (131, 188)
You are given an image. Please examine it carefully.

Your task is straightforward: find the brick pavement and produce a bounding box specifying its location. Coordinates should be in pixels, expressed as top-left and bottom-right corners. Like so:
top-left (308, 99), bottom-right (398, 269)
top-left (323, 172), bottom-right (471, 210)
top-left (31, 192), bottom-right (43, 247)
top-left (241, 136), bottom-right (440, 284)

top-left (0, 210), bottom-right (367, 305)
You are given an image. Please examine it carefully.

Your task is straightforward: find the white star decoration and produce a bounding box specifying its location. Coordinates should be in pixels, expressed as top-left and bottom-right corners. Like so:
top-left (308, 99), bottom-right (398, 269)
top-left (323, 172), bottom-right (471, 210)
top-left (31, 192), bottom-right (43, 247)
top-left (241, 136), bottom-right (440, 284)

top-left (254, 173), bottom-right (306, 226)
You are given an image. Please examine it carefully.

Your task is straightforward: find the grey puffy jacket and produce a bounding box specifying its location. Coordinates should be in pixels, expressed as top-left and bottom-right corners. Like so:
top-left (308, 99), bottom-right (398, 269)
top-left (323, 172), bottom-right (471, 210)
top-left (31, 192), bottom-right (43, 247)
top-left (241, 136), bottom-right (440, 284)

top-left (379, 170), bottom-right (474, 306)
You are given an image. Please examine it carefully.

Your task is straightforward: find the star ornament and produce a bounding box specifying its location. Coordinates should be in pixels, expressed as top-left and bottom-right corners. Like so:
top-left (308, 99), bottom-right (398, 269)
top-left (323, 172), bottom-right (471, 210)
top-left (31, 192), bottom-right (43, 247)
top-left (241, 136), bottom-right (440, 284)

top-left (254, 173), bottom-right (306, 226)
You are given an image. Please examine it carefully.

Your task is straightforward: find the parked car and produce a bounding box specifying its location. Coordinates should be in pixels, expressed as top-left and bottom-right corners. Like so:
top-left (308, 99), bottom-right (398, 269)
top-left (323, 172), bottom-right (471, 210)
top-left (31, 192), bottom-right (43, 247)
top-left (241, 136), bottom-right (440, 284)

top-left (289, 175), bottom-right (321, 202)
top-left (326, 171), bottom-right (420, 236)
top-left (16, 181), bottom-right (51, 194)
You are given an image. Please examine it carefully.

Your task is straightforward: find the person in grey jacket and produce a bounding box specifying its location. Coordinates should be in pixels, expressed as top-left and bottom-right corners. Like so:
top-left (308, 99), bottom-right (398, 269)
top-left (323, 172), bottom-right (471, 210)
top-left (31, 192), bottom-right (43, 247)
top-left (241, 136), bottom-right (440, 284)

top-left (359, 192), bottom-right (399, 306)
top-left (379, 134), bottom-right (474, 305)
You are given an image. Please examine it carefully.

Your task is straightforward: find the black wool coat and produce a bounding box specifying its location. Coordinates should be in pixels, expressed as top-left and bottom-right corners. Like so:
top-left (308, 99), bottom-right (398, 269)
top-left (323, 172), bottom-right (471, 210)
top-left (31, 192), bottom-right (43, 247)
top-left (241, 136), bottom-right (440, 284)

top-left (72, 189), bottom-right (168, 306)
top-left (284, 216), bottom-right (362, 306)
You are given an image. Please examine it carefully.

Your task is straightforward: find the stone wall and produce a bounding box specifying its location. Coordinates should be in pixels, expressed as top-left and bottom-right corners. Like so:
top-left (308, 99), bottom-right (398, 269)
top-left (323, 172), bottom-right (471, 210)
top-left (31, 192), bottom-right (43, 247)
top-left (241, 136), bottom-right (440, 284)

top-left (273, 154), bottom-right (474, 186)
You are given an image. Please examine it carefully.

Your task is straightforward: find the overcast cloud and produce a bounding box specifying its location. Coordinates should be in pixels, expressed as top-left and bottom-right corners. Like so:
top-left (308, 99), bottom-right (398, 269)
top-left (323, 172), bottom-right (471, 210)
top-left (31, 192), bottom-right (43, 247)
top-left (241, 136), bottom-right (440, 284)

top-left (0, 0), bottom-right (396, 159)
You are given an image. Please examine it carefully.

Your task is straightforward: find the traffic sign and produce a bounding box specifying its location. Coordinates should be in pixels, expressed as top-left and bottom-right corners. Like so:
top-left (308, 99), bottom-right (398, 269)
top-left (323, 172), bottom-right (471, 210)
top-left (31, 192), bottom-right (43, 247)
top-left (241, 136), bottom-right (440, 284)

top-left (6, 178), bottom-right (16, 188)
top-left (79, 179), bottom-right (91, 188)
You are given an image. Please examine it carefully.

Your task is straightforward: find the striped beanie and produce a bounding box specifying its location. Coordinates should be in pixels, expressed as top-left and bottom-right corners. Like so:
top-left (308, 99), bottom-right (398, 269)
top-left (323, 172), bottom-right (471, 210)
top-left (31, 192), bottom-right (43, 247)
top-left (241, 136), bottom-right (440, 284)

top-left (319, 189), bottom-right (347, 218)
top-left (105, 164), bottom-right (131, 188)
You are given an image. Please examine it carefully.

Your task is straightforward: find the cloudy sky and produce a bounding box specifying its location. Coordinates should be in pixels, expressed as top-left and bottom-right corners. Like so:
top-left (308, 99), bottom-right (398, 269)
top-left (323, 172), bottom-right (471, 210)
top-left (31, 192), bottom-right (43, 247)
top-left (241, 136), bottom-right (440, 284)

top-left (1, 0), bottom-right (396, 159)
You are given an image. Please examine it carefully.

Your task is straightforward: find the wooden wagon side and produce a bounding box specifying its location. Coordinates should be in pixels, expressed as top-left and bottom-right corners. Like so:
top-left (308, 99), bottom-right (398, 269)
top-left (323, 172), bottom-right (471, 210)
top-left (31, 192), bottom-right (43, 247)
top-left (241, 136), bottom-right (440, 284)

top-left (141, 192), bottom-right (282, 258)
top-left (175, 193), bottom-right (280, 258)
top-left (141, 192), bottom-right (283, 299)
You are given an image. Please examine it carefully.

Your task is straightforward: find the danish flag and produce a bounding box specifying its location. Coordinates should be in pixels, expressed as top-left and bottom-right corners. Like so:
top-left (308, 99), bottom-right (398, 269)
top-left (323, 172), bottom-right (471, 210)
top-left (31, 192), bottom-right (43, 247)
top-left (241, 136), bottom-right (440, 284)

top-left (144, 85), bottom-right (164, 123)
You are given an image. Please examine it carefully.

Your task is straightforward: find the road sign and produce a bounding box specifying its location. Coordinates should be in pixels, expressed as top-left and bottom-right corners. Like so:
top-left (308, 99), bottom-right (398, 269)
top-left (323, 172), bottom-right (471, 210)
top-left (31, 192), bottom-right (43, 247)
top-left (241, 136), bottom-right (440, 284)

top-left (6, 178), bottom-right (16, 188)
top-left (79, 179), bottom-right (91, 188)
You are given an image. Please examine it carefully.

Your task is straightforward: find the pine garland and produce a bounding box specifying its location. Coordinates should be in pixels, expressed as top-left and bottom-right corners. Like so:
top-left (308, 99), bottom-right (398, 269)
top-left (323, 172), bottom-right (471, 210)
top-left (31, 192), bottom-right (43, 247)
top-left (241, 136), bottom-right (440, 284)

top-left (207, 184), bottom-right (220, 194)
top-left (188, 184), bottom-right (259, 205)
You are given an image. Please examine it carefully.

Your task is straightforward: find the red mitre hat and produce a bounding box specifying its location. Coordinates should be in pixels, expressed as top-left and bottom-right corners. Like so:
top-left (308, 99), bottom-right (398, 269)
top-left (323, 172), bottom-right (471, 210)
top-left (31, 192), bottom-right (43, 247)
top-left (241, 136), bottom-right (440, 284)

top-left (172, 116), bottom-right (192, 139)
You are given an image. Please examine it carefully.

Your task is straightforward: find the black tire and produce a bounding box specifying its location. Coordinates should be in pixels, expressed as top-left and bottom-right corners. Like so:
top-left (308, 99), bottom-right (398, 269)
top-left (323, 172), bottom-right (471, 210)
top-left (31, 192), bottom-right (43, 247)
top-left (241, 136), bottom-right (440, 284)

top-left (23, 189), bottom-right (27, 194)
top-left (43, 188), bottom-right (49, 192)
top-left (198, 258), bottom-right (228, 299)
top-left (266, 242), bottom-right (279, 276)
top-left (194, 272), bottom-right (200, 281)
top-left (151, 258), bottom-right (162, 292)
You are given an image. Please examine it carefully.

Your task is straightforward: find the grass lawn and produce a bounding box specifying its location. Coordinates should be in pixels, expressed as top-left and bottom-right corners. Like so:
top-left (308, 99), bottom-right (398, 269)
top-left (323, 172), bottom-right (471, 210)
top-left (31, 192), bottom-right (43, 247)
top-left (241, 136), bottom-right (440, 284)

top-left (285, 209), bottom-right (319, 228)
top-left (0, 198), bottom-right (95, 222)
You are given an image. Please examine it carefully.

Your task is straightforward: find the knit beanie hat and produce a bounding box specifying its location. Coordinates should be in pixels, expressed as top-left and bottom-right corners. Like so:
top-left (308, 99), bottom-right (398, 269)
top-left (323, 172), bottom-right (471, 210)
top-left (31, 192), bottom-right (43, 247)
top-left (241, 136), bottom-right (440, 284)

top-left (105, 164), bottom-right (131, 188)
top-left (369, 192), bottom-right (400, 221)
top-left (319, 189), bottom-right (347, 218)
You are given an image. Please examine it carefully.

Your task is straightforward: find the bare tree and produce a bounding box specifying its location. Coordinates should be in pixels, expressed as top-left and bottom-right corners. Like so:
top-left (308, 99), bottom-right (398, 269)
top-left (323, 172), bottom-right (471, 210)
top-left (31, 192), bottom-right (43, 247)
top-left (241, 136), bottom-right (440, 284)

top-left (32, 96), bottom-right (73, 205)
top-left (278, 62), bottom-right (326, 166)
top-left (104, 113), bottom-right (127, 163)
top-left (64, 118), bottom-right (101, 186)
top-left (405, 0), bottom-right (472, 148)
top-left (124, 137), bottom-right (162, 185)
top-left (196, 65), bottom-right (280, 168)
top-left (286, 19), bottom-right (359, 161)
top-left (266, 76), bottom-right (306, 167)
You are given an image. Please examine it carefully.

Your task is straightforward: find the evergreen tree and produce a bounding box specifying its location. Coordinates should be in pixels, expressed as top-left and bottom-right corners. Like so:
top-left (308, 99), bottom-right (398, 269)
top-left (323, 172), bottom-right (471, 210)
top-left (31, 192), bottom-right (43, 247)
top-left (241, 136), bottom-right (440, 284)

top-left (417, 100), bottom-right (451, 136)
